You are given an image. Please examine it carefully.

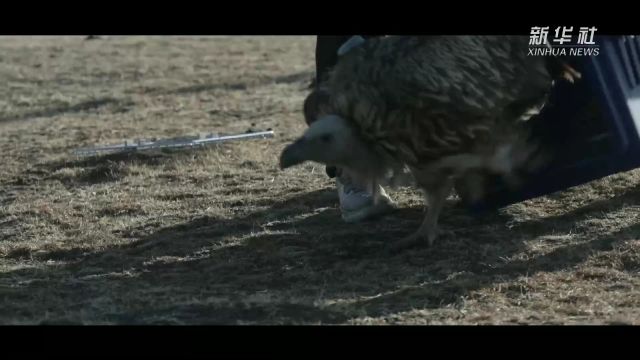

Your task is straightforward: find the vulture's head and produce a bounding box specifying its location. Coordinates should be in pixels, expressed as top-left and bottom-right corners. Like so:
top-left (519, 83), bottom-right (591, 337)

top-left (279, 115), bottom-right (377, 173)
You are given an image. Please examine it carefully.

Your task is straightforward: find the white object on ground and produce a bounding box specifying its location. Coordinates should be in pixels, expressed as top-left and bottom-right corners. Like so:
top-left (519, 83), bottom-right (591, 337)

top-left (73, 130), bottom-right (275, 156)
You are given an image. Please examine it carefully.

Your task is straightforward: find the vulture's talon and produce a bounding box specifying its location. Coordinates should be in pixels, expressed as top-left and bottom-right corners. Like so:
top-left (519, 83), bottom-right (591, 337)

top-left (390, 227), bottom-right (455, 252)
top-left (390, 232), bottom-right (430, 252)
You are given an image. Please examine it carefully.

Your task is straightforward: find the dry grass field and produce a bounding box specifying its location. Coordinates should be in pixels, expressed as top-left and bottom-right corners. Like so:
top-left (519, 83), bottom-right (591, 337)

top-left (1, 36), bottom-right (639, 324)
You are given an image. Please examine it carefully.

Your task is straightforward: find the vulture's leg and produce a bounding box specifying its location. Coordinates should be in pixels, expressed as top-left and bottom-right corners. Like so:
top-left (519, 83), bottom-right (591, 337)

top-left (369, 179), bottom-right (380, 205)
top-left (392, 175), bottom-right (454, 250)
top-left (420, 177), bottom-right (455, 245)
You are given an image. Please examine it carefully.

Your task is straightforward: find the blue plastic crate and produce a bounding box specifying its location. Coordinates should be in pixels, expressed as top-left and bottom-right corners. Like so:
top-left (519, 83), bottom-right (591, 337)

top-left (470, 35), bottom-right (640, 212)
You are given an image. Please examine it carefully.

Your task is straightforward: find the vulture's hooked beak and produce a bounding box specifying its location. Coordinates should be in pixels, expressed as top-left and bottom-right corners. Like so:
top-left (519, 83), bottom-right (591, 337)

top-left (279, 138), bottom-right (307, 170)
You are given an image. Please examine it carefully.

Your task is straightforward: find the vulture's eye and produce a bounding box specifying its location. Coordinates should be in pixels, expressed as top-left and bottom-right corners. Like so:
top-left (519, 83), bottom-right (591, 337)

top-left (320, 134), bottom-right (333, 143)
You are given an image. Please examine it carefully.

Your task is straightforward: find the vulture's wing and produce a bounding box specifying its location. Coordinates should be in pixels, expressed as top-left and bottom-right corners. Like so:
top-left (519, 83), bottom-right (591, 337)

top-left (326, 36), bottom-right (552, 165)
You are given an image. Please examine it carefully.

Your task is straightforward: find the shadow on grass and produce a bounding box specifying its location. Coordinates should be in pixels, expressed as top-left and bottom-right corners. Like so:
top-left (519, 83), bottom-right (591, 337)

top-left (2, 182), bottom-right (639, 324)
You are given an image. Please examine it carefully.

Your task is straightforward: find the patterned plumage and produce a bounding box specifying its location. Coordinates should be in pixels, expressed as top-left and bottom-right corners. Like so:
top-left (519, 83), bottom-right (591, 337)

top-left (281, 35), bottom-right (576, 249)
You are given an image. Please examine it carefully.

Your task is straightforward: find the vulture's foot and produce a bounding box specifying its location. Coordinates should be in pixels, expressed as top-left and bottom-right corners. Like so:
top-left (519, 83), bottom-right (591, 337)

top-left (390, 231), bottom-right (429, 252)
top-left (390, 226), bottom-right (455, 252)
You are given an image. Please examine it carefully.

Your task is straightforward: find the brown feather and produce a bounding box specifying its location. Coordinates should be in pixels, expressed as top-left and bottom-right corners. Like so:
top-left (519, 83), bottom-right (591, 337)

top-left (323, 36), bottom-right (553, 174)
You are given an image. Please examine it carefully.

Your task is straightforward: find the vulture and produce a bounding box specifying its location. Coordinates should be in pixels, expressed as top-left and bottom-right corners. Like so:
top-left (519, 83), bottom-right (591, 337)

top-left (280, 35), bottom-right (580, 250)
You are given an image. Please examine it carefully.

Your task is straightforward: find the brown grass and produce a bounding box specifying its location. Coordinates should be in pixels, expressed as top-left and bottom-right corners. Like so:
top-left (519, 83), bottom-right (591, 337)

top-left (1, 36), bottom-right (639, 325)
